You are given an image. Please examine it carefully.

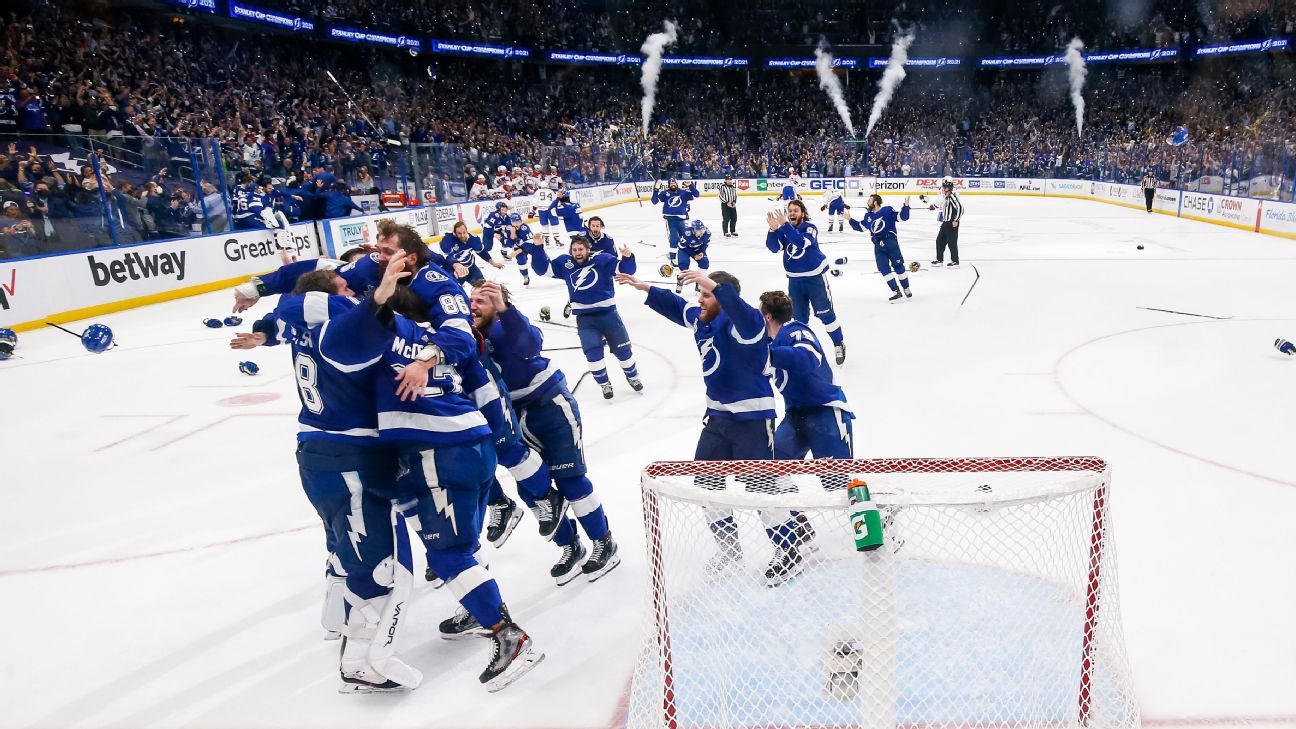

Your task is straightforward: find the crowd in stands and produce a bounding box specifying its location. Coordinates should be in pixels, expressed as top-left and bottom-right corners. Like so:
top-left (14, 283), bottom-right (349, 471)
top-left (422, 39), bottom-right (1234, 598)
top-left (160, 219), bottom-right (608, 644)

top-left (1, 0), bottom-right (1293, 258)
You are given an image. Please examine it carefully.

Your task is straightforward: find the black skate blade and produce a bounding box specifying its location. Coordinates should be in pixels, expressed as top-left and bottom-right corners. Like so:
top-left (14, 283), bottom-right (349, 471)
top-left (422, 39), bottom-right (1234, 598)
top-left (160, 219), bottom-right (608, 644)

top-left (483, 647), bottom-right (546, 693)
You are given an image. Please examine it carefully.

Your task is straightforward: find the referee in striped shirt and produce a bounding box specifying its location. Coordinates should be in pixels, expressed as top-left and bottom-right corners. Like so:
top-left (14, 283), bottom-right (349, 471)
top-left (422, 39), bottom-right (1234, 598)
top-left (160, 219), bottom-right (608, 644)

top-left (718, 174), bottom-right (738, 237)
top-left (932, 179), bottom-right (963, 267)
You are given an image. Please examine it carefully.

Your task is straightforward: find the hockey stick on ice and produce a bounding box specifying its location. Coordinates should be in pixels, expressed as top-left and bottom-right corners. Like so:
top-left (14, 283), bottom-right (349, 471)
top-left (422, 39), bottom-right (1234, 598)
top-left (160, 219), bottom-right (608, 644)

top-left (46, 321), bottom-right (120, 348)
top-left (958, 264), bottom-right (981, 307)
top-left (571, 370), bottom-right (592, 394)
top-left (1136, 307), bottom-right (1233, 320)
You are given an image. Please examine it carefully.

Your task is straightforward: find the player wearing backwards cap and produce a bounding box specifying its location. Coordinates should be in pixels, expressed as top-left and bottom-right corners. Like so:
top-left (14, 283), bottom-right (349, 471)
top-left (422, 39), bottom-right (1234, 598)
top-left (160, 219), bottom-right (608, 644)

top-left (522, 233), bottom-right (643, 399)
top-left (765, 200), bottom-right (848, 364)
top-left (651, 177), bottom-right (697, 259)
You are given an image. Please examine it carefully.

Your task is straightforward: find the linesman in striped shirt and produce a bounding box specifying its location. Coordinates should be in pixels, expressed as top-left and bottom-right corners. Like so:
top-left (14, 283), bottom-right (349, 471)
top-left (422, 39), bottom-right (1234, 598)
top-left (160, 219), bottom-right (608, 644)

top-left (931, 179), bottom-right (963, 268)
top-left (718, 174), bottom-right (738, 237)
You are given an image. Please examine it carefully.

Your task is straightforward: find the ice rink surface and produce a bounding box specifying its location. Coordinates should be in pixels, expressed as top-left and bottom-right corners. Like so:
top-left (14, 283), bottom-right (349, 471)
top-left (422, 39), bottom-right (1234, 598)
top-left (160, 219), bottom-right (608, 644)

top-left (2, 194), bottom-right (1294, 729)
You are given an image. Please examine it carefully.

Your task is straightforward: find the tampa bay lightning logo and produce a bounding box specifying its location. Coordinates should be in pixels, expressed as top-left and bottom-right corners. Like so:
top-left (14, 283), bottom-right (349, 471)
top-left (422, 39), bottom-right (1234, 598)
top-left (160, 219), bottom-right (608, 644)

top-left (1262, 39), bottom-right (1273, 51)
top-left (770, 368), bottom-right (789, 393)
top-left (669, 195), bottom-right (682, 207)
top-left (571, 266), bottom-right (599, 291)
top-left (871, 217), bottom-right (886, 234)
top-left (698, 337), bottom-right (721, 376)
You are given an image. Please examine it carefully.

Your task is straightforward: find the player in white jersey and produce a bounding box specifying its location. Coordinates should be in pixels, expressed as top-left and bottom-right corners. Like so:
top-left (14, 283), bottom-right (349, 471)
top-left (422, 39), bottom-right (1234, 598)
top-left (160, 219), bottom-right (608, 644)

top-left (493, 165), bottom-right (511, 191)
top-left (788, 169), bottom-right (807, 199)
top-left (532, 180), bottom-right (560, 246)
top-left (820, 185), bottom-right (847, 232)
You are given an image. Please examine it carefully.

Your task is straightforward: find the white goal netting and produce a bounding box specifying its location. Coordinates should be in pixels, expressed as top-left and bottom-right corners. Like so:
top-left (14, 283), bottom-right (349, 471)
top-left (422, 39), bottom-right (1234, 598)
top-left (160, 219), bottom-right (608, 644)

top-left (629, 457), bottom-right (1139, 729)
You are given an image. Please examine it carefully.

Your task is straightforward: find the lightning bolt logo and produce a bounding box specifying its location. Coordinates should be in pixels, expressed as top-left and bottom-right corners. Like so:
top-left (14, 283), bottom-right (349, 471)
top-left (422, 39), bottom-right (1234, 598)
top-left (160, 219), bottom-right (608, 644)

top-left (342, 472), bottom-right (367, 560)
top-left (571, 266), bottom-right (598, 291)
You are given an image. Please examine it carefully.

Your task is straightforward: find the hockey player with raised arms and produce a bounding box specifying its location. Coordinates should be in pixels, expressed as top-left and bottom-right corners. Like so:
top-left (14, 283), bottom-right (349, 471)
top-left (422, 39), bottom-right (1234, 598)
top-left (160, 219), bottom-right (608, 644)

top-left (846, 194), bottom-right (912, 302)
top-left (765, 200), bottom-right (847, 364)
top-left (231, 221), bottom-right (477, 367)
top-left (470, 281), bottom-right (621, 584)
top-left (673, 219), bottom-right (711, 292)
top-left (651, 177), bottom-right (697, 258)
top-left (234, 267), bottom-right (418, 693)
top-left (523, 234), bottom-right (642, 399)
top-left (546, 190), bottom-right (586, 242)
top-left (615, 268), bottom-right (806, 586)
top-left (780, 167), bottom-right (806, 202)
top-left (820, 184), bottom-right (848, 233)
top-left (435, 221), bottom-right (505, 284)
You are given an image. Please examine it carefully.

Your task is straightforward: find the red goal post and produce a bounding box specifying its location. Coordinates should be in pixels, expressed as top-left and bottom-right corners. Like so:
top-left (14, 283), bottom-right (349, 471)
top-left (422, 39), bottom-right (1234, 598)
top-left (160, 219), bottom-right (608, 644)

top-left (631, 456), bottom-right (1139, 729)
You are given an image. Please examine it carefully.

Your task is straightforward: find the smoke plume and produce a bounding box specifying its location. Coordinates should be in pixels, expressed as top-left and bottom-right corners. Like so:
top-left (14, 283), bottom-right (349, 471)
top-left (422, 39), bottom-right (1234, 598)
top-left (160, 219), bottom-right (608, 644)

top-left (1065, 37), bottom-right (1087, 136)
top-left (640, 21), bottom-right (678, 138)
top-left (815, 43), bottom-right (855, 137)
top-left (865, 32), bottom-right (915, 137)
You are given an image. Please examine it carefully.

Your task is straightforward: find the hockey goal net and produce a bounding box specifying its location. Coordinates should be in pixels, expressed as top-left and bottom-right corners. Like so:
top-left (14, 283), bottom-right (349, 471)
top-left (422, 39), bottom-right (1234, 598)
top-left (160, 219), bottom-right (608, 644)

top-left (629, 457), bottom-right (1139, 729)
top-left (845, 174), bottom-right (878, 197)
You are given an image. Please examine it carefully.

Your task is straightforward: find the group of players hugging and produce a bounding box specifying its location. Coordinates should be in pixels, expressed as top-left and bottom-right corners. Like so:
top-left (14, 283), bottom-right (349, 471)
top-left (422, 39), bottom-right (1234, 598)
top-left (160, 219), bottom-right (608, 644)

top-left (221, 166), bottom-right (954, 695)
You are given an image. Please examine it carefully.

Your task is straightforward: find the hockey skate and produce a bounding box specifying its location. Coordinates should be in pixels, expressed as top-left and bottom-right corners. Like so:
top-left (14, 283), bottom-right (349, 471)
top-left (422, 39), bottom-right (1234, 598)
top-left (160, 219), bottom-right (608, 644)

top-left (601, 382), bottom-right (614, 399)
top-left (627, 376), bottom-right (644, 392)
top-left (675, 276), bottom-right (684, 294)
top-left (888, 291), bottom-right (904, 303)
top-left (903, 287), bottom-right (912, 298)
top-left (764, 543), bottom-right (806, 587)
top-left (834, 343), bottom-right (846, 365)
top-left (551, 537), bottom-right (587, 586)
top-left (486, 497), bottom-right (524, 547)
top-left (439, 604), bottom-right (491, 641)
top-left (480, 622), bottom-right (545, 692)
top-left (425, 566), bottom-right (445, 588)
top-left (581, 532), bottom-right (622, 582)
top-left (530, 488), bottom-right (567, 541)
top-left (704, 532), bottom-right (744, 579)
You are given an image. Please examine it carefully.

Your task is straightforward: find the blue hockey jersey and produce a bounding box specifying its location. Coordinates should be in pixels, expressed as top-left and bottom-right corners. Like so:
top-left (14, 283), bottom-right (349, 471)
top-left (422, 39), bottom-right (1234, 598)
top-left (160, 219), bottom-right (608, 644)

top-left (583, 230), bottom-right (616, 256)
top-left (680, 228), bottom-right (710, 258)
top-left (437, 232), bottom-right (490, 266)
top-left (232, 183), bottom-right (266, 224)
top-left (260, 292), bottom-right (387, 445)
top-left (523, 244), bottom-right (636, 315)
top-left (765, 221), bottom-right (827, 277)
top-left (548, 198), bottom-right (584, 230)
top-left (483, 305), bottom-right (566, 406)
top-left (768, 321), bottom-right (851, 412)
top-left (850, 205), bottom-right (911, 245)
top-left (482, 210), bottom-right (510, 251)
top-left (651, 186), bottom-right (697, 218)
top-left (256, 254), bottom-right (476, 366)
top-left (645, 283), bottom-right (775, 421)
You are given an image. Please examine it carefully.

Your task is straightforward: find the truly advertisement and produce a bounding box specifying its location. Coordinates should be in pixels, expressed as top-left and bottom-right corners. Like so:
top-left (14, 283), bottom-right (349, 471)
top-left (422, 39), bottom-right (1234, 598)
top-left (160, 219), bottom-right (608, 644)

top-left (337, 221), bottom-right (369, 248)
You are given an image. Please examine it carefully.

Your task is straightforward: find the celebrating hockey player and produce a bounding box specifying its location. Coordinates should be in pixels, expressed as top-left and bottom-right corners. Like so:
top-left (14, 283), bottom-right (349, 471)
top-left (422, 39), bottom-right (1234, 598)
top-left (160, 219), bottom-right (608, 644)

top-left (780, 167), bottom-right (806, 202)
top-left (470, 281), bottom-right (621, 584)
top-left (523, 235), bottom-right (642, 399)
top-left (847, 195), bottom-right (913, 302)
top-left (674, 219), bottom-right (711, 292)
top-left (435, 221), bottom-right (505, 284)
top-left (547, 190), bottom-right (586, 242)
top-left (765, 200), bottom-right (847, 364)
top-left (503, 212), bottom-right (536, 285)
top-left (616, 268), bottom-right (807, 586)
top-left (651, 177), bottom-right (697, 257)
top-left (481, 201), bottom-right (511, 260)
top-left (533, 179), bottom-right (561, 247)
top-left (583, 216), bottom-right (616, 256)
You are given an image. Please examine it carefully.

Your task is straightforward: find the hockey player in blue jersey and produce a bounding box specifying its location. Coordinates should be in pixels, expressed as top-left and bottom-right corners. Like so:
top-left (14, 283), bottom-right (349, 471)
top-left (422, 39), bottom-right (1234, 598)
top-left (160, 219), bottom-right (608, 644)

top-left (234, 268), bottom-right (420, 693)
top-left (583, 216), bottom-right (616, 256)
top-left (651, 178), bottom-right (697, 257)
top-left (617, 268), bottom-right (807, 586)
top-left (470, 281), bottom-right (621, 584)
top-left (436, 221), bottom-right (506, 284)
top-left (765, 200), bottom-right (847, 364)
top-left (329, 265), bottom-right (544, 691)
top-left (846, 194), bottom-right (913, 303)
top-left (481, 201), bottom-right (511, 257)
top-left (673, 219), bottom-right (711, 292)
top-left (502, 213), bottom-right (535, 286)
top-left (759, 289), bottom-right (854, 465)
top-left (547, 191), bottom-right (586, 241)
top-left (523, 235), bottom-right (642, 399)
top-left (231, 172), bottom-right (269, 230)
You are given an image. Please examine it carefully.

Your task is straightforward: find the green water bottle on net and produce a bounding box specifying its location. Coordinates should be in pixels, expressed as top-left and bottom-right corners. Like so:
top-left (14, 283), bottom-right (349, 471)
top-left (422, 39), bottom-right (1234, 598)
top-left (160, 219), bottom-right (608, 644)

top-left (847, 479), bottom-right (884, 552)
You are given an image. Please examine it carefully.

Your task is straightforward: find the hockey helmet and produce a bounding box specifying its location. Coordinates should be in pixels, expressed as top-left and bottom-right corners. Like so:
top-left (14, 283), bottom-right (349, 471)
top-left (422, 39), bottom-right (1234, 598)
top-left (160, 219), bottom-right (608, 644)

top-left (81, 323), bottom-right (114, 354)
top-left (689, 219), bottom-right (706, 232)
top-left (508, 212), bottom-right (522, 224)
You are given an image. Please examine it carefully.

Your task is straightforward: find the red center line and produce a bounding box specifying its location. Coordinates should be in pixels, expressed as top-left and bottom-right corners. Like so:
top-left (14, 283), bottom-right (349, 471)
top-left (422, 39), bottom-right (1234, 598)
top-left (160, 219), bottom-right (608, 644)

top-left (95, 415), bottom-right (186, 452)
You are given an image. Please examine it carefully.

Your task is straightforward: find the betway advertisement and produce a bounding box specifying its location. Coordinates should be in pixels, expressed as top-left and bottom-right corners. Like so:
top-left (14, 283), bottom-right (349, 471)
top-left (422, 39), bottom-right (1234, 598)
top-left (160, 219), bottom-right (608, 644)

top-left (1, 223), bottom-right (322, 330)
